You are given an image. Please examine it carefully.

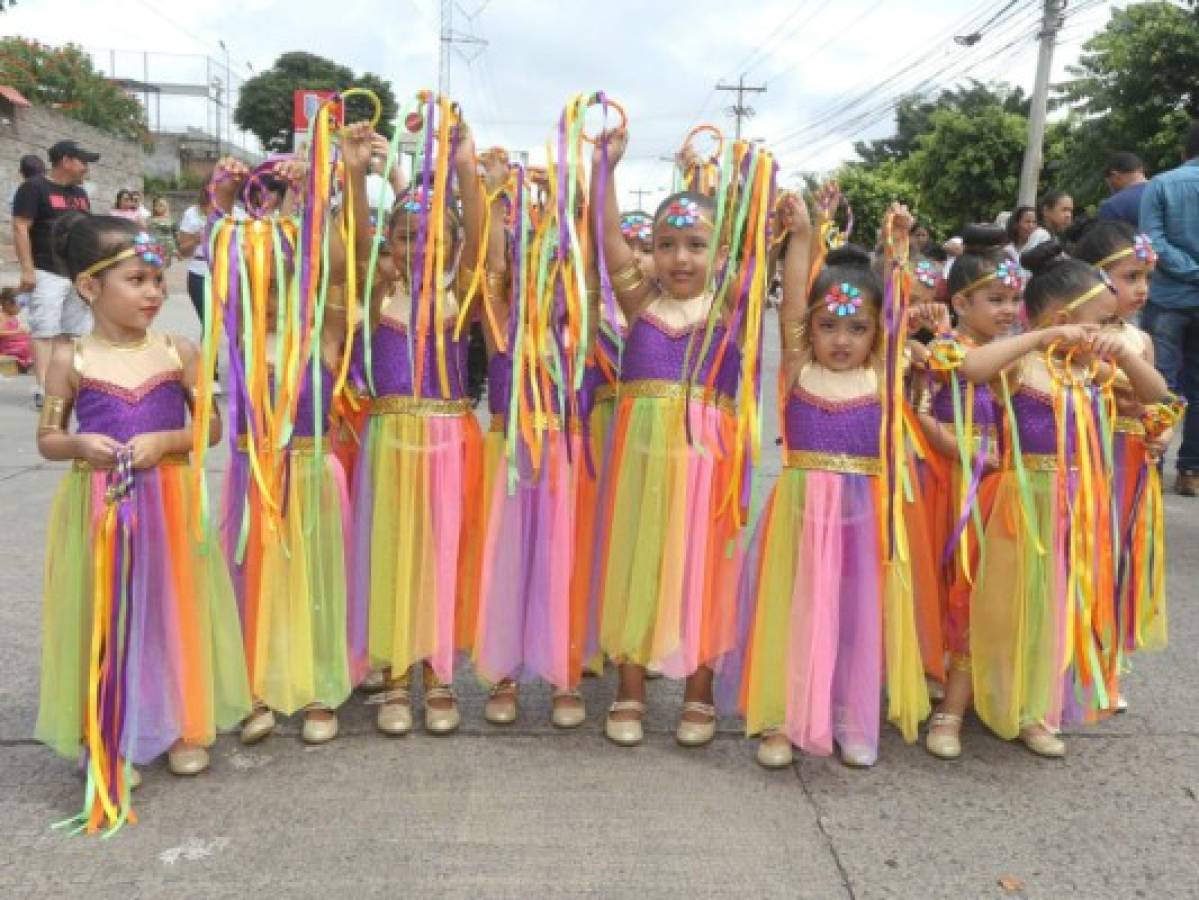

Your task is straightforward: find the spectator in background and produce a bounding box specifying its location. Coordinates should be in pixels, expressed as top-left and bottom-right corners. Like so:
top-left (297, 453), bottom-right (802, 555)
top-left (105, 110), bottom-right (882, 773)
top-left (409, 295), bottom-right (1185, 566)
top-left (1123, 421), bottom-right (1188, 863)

top-left (1099, 151), bottom-right (1150, 228)
top-left (130, 188), bottom-right (151, 221)
top-left (148, 196), bottom-right (176, 268)
top-left (11, 139), bottom-right (96, 408)
top-left (1140, 120), bottom-right (1199, 496)
top-left (0, 286), bottom-right (33, 372)
top-left (110, 188), bottom-right (147, 227)
top-left (176, 188), bottom-right (221, 392)
top-left (1038, 189), bottom-right (1074, 239)
top-left (1005, 205), bottom-right (1040, 256)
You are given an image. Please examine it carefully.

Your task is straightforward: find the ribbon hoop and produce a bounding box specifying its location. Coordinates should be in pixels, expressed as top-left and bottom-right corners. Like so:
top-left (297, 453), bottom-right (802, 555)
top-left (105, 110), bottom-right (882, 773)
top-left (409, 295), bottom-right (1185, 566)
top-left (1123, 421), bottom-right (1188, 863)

top-left (681, 123), bottom-right (724, 164)
top-left (579, 95), bottom-right (627, 144)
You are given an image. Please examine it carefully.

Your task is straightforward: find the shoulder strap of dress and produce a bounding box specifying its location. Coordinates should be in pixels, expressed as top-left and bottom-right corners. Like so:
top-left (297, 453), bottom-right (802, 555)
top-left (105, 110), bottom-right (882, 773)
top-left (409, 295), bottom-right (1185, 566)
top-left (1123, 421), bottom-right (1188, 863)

top-left (161, 332), bottom-right (184, 371)
top-left (71, 335), bottom-right (85, 379)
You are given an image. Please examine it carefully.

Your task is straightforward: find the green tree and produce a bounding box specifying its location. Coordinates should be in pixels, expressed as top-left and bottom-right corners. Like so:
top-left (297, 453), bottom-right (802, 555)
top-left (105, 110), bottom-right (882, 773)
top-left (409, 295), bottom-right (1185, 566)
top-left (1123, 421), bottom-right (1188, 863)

top-left (854, 81), bottom-right (1029, 166)
top-left (902, 104), bottom-right (1027, 229)
top-left (234, 51), bottom-right (398, 152)
top-left (0, 38), bottom-right (146, 141)
top-left (1055, 2), bottom-right (1199, 202)
top-left (832, 160), bottom-right (925, 247)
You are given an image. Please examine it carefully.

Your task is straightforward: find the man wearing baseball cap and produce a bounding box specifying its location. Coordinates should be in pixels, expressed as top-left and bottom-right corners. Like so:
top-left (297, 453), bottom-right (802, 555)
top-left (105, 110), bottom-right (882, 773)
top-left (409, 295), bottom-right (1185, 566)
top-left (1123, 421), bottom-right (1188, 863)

top-left (11, 140), bottom-right (97, 408)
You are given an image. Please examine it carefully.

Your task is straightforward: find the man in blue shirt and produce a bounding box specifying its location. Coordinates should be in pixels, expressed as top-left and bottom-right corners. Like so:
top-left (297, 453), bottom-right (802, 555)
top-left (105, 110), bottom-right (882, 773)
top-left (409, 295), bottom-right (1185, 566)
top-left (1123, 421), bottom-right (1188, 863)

top-left (1099, 152), bottom-right (1149, 229)
top-left (1141, 121), bottom-right (1199, 494)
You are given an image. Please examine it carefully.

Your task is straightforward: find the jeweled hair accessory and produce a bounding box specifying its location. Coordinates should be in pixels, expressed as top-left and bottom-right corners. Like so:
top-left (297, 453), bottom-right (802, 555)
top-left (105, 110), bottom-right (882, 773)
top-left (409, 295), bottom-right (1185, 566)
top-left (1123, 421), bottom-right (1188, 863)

top-left (994, 259), bottom-right (1023, 290)
top-left (620, 212), bottom-right (653, 243)
top-left (78, 231), bottom-right (166, 279)
top-left (914, 259), bottom-right (942, 288)
top-left (1097, 232), bottom-right (1158, 270)
top-left (661, 199), bottom-right (700, 229)
top-left (398, 186), bottom-right (432, 214)
top-left (1134, 233), bottom-right (1157, 266)
top-left (131, 232), bottom-right (165, 268)
top-left (825, 282), bottom-right (863, 317)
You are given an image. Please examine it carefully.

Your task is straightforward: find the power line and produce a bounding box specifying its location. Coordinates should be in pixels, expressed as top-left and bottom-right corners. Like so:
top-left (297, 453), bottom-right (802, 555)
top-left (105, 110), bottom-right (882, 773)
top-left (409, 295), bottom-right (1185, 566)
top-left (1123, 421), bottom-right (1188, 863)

top-left (767, 0), bottom-right (1036, 150)
top-left (771, 0), bottom-right (1042, 152)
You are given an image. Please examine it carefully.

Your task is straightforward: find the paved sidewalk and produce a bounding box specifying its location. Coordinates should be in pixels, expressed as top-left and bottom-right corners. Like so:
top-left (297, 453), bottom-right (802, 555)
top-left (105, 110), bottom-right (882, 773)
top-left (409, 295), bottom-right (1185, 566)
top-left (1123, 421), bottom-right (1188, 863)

top-left (1, 277), bottom-right (1197, 898)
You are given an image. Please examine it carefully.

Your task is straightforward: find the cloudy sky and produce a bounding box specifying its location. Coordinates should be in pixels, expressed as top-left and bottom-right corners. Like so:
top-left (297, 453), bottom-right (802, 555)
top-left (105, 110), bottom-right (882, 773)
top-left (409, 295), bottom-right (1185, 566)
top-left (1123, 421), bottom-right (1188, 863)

top-left (6, 0), bottom-right (1118, 208)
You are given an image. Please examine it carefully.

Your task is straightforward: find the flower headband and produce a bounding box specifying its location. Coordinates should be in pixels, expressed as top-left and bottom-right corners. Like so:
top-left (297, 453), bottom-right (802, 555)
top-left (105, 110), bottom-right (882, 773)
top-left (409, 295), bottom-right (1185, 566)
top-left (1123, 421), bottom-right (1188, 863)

top-left (620, 212), bottom-right (653, 243)
top-left (397, 186), bottom-right (432, 215)
top-left (657, 198), bottom-right (711, 230)
top-left (913, 259), bottom-right (942, 289)
top-left (1064, 276), bottom-right (1114, 313)
top-left (825, 282), bottom-right (863, 317)
top-left (958, 259), bottom-right (1024, 296)
top-left (78, 231), bottom-right (165, 279)
top-left (1096, 233), bottom-right (1157, 270)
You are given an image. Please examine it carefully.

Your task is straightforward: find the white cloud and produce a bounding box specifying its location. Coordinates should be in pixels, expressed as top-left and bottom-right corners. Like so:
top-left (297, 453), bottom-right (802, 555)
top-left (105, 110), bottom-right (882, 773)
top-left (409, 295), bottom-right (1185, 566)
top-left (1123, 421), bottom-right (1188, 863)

top-left (4, 0), bottom-right (1116, 201)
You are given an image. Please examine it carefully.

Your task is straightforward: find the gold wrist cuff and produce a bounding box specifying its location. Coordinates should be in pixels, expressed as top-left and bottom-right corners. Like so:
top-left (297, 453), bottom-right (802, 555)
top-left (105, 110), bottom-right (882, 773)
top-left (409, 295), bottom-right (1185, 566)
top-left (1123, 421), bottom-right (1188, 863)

top-left (610, 260), bottom-right (645, 294)
top-left (38, 395), bottom-right (68, 432)
top-left (782, 320), bottom-right (806, 353)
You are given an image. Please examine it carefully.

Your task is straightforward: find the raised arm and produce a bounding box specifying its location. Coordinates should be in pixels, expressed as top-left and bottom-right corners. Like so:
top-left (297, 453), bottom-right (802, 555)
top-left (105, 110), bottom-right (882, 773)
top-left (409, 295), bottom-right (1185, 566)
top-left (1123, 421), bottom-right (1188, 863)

top-left (590, 127), bottom-right (653, 319)
top-left (455, 120), bottom-right (484, 286)
top-left (958, 325), bottom-right (1094, 384)
top-left (478, 150), bottom-right (511, 353)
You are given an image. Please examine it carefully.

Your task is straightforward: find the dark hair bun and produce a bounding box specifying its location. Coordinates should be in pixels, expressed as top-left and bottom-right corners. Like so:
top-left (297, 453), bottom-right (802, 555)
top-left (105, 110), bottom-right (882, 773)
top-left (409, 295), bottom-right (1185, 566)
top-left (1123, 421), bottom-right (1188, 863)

top-left (1020, 240), bottom-right (1067, 276)
top-left (825, 243), bottom-right (871, 268)
top-left (962, 224), bottom-right (1007, 254)
top-left (50, 210), bottom-right (91, 277)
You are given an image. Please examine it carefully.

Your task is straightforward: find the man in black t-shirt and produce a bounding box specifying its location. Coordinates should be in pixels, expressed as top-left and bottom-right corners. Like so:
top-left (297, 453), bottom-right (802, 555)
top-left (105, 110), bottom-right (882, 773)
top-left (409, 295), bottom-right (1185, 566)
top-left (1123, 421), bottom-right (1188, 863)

top-left (11, 139), bottom-right (97, 407)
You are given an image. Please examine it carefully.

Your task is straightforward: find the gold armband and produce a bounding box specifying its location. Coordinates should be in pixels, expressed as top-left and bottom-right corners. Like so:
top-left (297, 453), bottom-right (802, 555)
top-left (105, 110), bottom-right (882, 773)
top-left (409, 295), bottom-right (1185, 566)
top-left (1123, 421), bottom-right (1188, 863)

top-left (485, 270), bottom-right (507, 297)
top-left (610, 260), bottom-right (646, 294)
top-left (782, 319), bottom-right (806, 354)
top-left (38, 395), bottom-right (69, 432)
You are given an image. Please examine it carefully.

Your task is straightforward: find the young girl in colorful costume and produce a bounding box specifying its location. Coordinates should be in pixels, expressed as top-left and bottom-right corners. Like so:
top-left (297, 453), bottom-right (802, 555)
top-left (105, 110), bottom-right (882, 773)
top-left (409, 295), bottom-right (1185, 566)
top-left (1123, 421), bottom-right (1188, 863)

top-left (956, 241), bottom-right (1169, 757)
top-left (724, 200), bottom-right (930, 769)
top-left (590, 125), bottom-right (773, 748)
top-left (1073, 222), bottom-right (1174, 689)
top-left (205, 127), bottom-right (364, 747)
top-left (470, 118), bottom-right (598, 727)
top-left (916, 225), bottom-right (1022, 759)
top-left (348, 97), bottom-right (485, 737)
top-left (36, 213), bottom-right (250, 834)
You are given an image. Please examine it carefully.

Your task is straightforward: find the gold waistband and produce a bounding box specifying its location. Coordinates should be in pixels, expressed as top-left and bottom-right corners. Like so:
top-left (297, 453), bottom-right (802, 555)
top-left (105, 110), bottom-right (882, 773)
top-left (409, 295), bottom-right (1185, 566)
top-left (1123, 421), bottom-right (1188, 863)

top-left (489, 413), bottom-right (582, 435)
top-left (236, 435), bottom-right (330, 454)
top-left (593, 383), bottom-right (617, 404)
top-left (369, 395), bottom-right (474, 417)
top-left (73, 452), bottom-right (190, 472)
top-left (1020, 452), bottom-right (1059, 472)
top-left (785, 450), bottom-right (881, 475)
top-left (1114, 416), bottom-right (1146, 436)
top-left (619, 379), bottom-right (735, 415)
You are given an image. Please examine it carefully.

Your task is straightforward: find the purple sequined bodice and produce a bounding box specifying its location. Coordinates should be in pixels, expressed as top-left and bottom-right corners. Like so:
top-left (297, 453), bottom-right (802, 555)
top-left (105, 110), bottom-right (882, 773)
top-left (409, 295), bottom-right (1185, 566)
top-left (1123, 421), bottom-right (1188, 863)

top-left (1011, 387), bottom-right (1056, 455)
top-left (354, 318), bottom-right (469, 400)
top-left (620, 315), bottom-right (740, 398)
top-left (785, 388), bottom-right (881, 458)
top-left (931, 379), bottom-right (998, 428)
top-left (75, 373), bottom-right (187, 443)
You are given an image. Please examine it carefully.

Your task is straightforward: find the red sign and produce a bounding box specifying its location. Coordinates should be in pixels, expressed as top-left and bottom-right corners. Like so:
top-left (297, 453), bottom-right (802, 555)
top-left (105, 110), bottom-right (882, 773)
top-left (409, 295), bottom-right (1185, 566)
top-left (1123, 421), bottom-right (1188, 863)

top-left (293, 90), bottom-right (342, 131)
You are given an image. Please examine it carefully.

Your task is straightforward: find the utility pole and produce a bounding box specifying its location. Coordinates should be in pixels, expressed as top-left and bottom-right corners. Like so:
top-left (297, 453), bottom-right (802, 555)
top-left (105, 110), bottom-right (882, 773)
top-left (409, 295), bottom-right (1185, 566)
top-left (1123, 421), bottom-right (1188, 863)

top-left (1017, 0), bottom-right (1065, 207)
top-left (715, 74), bottom-right (767, 141)
top-left (439, 0), bottom-right (488, 96)
top-left (630, 187), bottom-right (654, 208)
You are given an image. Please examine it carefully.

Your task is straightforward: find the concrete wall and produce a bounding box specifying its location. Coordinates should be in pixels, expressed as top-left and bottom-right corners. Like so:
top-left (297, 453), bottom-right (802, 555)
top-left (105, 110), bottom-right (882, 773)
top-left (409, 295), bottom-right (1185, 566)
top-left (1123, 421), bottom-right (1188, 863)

top-left (0, 99), bottom-right (145, 249)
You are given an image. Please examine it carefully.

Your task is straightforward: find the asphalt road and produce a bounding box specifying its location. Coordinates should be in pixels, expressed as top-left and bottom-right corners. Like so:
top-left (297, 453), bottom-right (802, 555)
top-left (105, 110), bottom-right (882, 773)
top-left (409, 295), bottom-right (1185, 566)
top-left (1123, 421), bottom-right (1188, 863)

top-left (1, 269), bottom-right (1196, 898)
